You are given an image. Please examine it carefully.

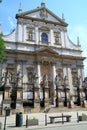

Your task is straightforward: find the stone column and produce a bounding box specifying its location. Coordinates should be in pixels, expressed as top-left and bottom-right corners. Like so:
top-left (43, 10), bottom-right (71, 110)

top-left (63, 66), bottom-right (67, 77)
top-left (37, 62), bottom-right (41, 88)
top-left (81, 67), bottom-right (85, 81)
top-left (67, 67), bottom-right (73, 96)
top-left (52, 63), bottom-right (56, 91)
top-left (52, 62), bottom-right (56, 105)
top-left (16, 62), bottom-right (23, 109)
top-left (78, 68), bottom-right (83, 88)
top-left (34, 62), bottom-right (41, 110)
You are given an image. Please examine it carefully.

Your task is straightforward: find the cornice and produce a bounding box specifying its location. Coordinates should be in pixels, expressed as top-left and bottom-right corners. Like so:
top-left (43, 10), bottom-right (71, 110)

top-left (16, 15), bottom-right (67, 27)
top-left (60, 55), bottom-right (85, 61)
top-left (6, 49), bottom-right (85, 61)
top-left (4, 41), bottom-right (83, 53)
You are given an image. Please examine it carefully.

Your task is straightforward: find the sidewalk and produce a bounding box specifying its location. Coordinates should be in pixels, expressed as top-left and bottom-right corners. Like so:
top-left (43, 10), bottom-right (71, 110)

top-left (0, 110), bottom-right (87, 130)
top-left (6, 122), bottom-right (87, 130)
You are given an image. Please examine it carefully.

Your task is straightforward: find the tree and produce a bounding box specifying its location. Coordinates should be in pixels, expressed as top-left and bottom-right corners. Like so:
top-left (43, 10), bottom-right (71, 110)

top-left (0, 0), bottom-right (2, 3)
top-left (0, 34), bottom-right (6, 62)
top-left (0, 34), bottom-right (6, 84)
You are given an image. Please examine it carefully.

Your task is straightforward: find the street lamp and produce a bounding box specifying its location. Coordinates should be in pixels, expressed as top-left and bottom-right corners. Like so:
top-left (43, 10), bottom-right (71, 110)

top-left (4, 106), bottom-right (10, 130)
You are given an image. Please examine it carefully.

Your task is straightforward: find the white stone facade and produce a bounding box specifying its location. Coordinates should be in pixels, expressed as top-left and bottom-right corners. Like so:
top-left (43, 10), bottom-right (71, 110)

top-left (0, 2), bottom-right (85, 108)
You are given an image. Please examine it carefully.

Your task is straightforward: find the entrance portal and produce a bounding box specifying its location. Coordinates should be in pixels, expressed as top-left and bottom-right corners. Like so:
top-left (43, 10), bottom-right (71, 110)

top-left (40, 61), bottom-right (54, 107)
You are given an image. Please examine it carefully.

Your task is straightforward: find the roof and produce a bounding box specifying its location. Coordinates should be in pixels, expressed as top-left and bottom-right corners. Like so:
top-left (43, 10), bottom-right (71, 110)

top-left (16, 3), bottom-right (68, 27)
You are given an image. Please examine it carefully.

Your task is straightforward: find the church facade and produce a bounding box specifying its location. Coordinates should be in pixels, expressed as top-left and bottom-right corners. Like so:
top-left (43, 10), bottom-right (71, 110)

top-left (0, 2), bottom-right (85, 112)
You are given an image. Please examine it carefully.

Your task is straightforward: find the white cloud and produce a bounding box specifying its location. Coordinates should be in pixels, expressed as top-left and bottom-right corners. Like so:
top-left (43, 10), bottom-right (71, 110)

top-left (8, 16), bottom-right (15, 29)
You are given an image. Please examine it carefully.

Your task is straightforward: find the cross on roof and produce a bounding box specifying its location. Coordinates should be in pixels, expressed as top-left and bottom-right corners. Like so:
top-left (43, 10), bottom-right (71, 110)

top-left (42, 0), bottom-right (45, 3)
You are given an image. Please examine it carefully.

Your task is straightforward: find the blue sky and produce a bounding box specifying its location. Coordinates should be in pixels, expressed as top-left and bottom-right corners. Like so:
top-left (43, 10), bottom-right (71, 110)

top-left (0, 0), bottom-right (87, 76)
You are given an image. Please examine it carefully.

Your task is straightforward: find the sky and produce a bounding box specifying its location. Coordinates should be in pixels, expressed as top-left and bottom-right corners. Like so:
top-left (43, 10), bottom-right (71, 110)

top-left (0, 0), bottom-right (87, 76)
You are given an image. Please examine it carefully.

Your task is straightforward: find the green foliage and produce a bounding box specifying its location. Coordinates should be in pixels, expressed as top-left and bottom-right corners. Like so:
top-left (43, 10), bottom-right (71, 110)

top-left (0, 0), bottom-right (2, 3)
top-left (82, 113), bottom-right (87, 121)
top-left (0, 122), bottom-right (2, 129)
top-left (0, 34), bottom-right (6, 62)
top-left (29, 117), bottom-right (37, 120)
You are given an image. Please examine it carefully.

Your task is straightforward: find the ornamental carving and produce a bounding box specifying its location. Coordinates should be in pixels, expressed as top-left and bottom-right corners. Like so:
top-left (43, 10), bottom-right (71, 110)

top-left (54, 32), bottom-right (61, 44)
top-left (41, 61), bottom-right (51, 78)
top-left (40, 8), bottom-right (48, 19)
top-left (26, 27), bottom-right (35, 41)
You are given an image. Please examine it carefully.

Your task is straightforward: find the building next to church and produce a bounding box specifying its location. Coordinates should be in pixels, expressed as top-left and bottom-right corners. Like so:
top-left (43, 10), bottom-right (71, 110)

top-left (0, 2), bottom-right (86, 113)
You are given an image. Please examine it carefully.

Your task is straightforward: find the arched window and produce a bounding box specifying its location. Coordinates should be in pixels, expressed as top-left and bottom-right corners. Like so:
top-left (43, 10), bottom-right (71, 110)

top-left (41, 33), bottom-right (48, 42)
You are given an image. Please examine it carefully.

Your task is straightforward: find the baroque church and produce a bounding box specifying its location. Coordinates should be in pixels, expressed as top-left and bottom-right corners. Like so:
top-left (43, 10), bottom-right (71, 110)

top-left (0, 1), bottom-right (86, 112)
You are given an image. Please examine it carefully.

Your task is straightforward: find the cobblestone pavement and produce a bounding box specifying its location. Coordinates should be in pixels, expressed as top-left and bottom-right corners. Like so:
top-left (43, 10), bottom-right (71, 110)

top-left (0, 112), bottom-right (87, 130)
top-left (0, 107), bottom-right (87, 130)
top-left (5, 122), bottom-right (87, 130)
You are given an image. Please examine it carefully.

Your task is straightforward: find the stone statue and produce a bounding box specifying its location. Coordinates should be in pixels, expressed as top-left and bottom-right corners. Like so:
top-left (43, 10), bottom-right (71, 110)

top-left (40, 8), bottom-right (47, 19)
top-left (43, 74), bottom-right (48, 87)
top-left (55, 74), bottom-right (62, 86)
top-left (28, 30), bottom-right (33, 40)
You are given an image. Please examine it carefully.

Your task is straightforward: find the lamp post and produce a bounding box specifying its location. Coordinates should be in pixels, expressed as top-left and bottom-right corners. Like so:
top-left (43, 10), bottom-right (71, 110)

top-left (4, 106), bottom-right (10, 130)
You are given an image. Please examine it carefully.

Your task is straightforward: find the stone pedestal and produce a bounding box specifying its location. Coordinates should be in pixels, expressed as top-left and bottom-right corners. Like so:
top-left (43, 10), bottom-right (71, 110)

top-left (34, 88), bottom-right (40, 109)
top-left (16, 86), bottom-right (23, 109)
top-left (45, 88), bottom-right (50, 108)
top-left (3, 86), bottom-right (11, 109)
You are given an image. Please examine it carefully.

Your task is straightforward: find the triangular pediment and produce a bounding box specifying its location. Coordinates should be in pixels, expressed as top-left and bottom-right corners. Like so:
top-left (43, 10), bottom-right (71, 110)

top-left (34, 47), bottom-right (59, 57)
top-left (16, 5), bottom-right (68, 27)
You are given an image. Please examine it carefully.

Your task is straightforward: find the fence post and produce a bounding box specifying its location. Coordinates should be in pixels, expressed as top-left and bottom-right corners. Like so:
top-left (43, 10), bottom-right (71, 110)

top-left (77, 112), bottom-right (79, 123)
top-left (45, 113), bottom-right (47, 126)
top-left (62, 113), bottom-right (64, 124)
top-left (26, 115), bottom-right (28, 128)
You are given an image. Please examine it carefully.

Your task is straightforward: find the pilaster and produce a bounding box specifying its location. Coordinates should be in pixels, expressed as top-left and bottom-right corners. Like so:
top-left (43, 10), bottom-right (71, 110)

top-left (52, 62), bottom-right (56, 95)
top-left (67, 67), bottom-right (73, 95)
top-left (17, 21), bottom-right (22, 42)
top-left (50, 29), bottom-right (54, 46)
top-left (15, 60), bottom-right (23, 109)
top-left (35, 27), bottom-right (39, 44)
